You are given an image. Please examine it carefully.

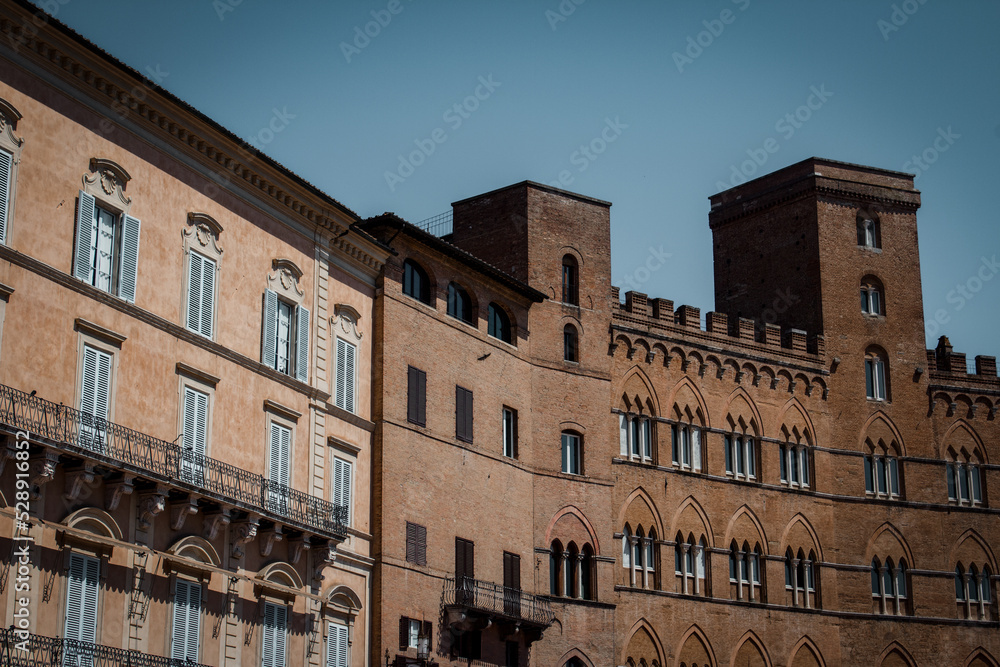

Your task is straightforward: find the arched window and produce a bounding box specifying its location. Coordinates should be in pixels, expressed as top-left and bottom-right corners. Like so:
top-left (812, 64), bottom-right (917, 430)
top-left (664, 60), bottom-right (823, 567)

top-left (857, 215), bottom-right (881, 248)
top-left (864, 439), bottom-right (901, 499)
top-left (563, 324), bottom-right (579, 362)
top-left (671, 422), bottom-right (702, 472)
top-left (624, 525), bottom-right (655, 590)
top-left (561, 431), bottom-right (582, 474)
top-left (402, 259), bottom-right (431, 304)
top-left (785, 548), bottom-right (818, 609)
top-left (581, 544), bottom-right (596, 600)
top-left (619, 409), bottom-right (654, 464)
top-left (674, 532), bottom-right (707, 596)
top-left (780, 433), bottom-right (810, 489)
top-left (550, 540), bottom-right (564, 596)
top-left (562, 254), bottom-right (579, 305)
top-left (860, 277), bottom-right (885, 316)
top-left (729, 540), bottom-right (763, 602)
top-left (446, 282), bottom-right (473, 324)
top-left (488, 302), bottom-right (512, 344)
top-left (865, 348), bottom-right (889, 401)
top-left (955, 562), bottom-right (993, 620)
top-left (946, 448), bottom-right (983, 505)
top-left (566, 542), bottom-right (580, 598)
top-left (725, 431), bottom-right (757, 480)
top-left (871, 556), bottom-right (908, 615)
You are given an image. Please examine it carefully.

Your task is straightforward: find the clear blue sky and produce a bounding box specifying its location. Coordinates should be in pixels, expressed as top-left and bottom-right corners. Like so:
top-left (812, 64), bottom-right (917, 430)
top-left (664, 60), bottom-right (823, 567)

top-left (33, 0), bottom-right (1000, 360)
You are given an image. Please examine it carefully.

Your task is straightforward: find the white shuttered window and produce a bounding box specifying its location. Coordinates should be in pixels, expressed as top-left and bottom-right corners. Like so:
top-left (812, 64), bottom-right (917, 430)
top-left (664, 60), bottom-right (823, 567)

top-left (0, 148), bottom-right (11, 244)
top-left (181, 387), bottom-right (209, 484)
top-left (64, 553), bottom-right (100, 666)
top-left (267, 423), bottom-right (291, 514)
top-left (326, 622), bottom-right (348, 667)
top-left (186, 252), bottom-right (216, 338)
top-left (333, 457), bottom-right (352, 527)
top-left (335, 339), bottom-right (356, 413)
top-left (73, 191), bottom-right (140, 302)
top-left (262, 289), bottom-right (309, 382)
top-left (170, 580), bottom-right (201, 662)
top-left (80, 345), bottom-right (112, 452)
top-left (262, 602), bottom-right (287, 667)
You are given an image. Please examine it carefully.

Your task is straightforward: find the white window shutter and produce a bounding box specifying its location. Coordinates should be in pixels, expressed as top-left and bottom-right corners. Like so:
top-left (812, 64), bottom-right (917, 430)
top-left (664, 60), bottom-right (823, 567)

top-left (335, 339), bottom-right (357, 413)
top-left (118, 214), bottom-right (140, 302)
top-left (200, 256), bottom-right (215, 337)
top-left (171, 580), bottom-right (201, 662)
top-left (269, 423), bottom-right (291, 488)
top-left (262, 289), bottom-right (278, 369)
top-left (262, 602), bottom-right (287, 667)
top-left (187, 252), bottom-right (203, 333)
top-left (334, 458), bottom-right (352, 527)
top-left (619, 414), bottom-right (627, 457)
top-left (327, 622), bottom-right (348, 667)
top-left (691, 429), bottom-right (702, 471)
top-left (81, 346), bottom-right (112, 452)
top-left (296, 305), bottom-right (310, 382)
top-left (182, 387), bottom-right (209, 483)
top-left (0, 148), bottom-right (11, 244)
top-left (73, 191), bottom-right (96, 282)
top-left (65, 553), bottom-right (100, 649)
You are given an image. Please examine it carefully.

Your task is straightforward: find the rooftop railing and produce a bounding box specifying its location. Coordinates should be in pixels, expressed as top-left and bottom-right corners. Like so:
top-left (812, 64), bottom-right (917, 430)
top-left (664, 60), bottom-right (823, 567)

top-left (0, 384), bottom-right (347, 539)
top-left (443, 577), bottom-right (554, 627)
top-left (0, 627), bottom-right (212, 667)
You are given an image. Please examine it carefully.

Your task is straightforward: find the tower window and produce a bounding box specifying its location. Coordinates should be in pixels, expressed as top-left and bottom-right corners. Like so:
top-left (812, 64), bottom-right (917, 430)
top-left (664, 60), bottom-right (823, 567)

top-left (857, 216), bottom-right (881, 249)
top-left (562, 254), bottom-right (579, 305)
top-left (563, 324), bottom-right (579, 362)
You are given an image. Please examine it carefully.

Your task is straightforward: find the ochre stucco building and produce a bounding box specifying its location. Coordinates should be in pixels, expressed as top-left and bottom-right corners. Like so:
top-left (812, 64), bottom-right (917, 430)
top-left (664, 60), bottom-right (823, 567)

top-left (0, 1), bottom-right (997, 666)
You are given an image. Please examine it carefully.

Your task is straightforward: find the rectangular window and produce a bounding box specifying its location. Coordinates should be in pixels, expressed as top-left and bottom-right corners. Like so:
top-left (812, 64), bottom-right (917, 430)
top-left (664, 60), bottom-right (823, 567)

top-left (502, 407), bottom-right (517, 458)
top-left (267, 423), bottom-right (291, 514)
top-left (506, 641), bottom-right (520, 667)
top-left (398, 617), bottom-right (431, 652)
top-left (865, 455), bottom-right (875, 493)
top-left (262, 289), bottom-right (309, 382)
top-left (186, 251), bottom-right (215, 338)
top-left (724, 435), bottom-right (733, 473)
top-left (747, 439), bottom-right (756, 478)
top-left (619, 413), bottom-right (628, 458)
top-left (73, 191), bottom-right (140, 302)
top-left (326, 622), bottom-right (348, 667)
top-left (334, 339), bottom-right (356, 413)
top-left (333, 457), bottom-right (352, 527)
top-left (80, 344), bottom-right (112, 453)
top-left (181, 387), bottom-right (209, 485)
top-left (642, 419), bottom-right (652, 460)
top-left (561, 432), bottom-right (581, 475)
top-left (407, 366), bottom-right (426, 426)
top-left (171, 580), bottom-right (201, 663)
top-left (456, 386), bottom-right (473, 443)
top-left (261, 601), bottom-right (287, 667)
top-left (64, 553), bottom-right (100, 663)
top-left (972, 466), bottom-right (982, 503)
top-left (671, 424), bottom-right (679, 465)
top-left (630, 418), bottom-right (640, 457)
top-left (0, 148), bottom-right (11, 245)
top-left (946, 462), bottom-right (957, 499)
top-left (455, 538), bottom-right (475, 605)
top-left (405, 521), bottom-right (427, 566)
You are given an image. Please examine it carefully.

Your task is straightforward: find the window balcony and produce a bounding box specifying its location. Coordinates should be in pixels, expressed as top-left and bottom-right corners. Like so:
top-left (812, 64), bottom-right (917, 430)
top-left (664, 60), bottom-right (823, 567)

top-left (442, 577), bottom-right (554, 642)
top-left (0, 627), bottom-right (212, 667)
top-left (0, 384), bottom-right (347, 542)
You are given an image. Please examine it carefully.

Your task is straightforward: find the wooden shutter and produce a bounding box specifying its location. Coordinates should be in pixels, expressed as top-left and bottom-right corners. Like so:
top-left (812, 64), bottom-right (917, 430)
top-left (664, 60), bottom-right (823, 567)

top-left (296, 305), bottom-right (310, 383)
top-left (269, 423), bottom-right (291, 487)
top-left (73, 191), bottom-right (96, 282)
top-left (65, 553), bottom-right (100, 647)
top-left (81, 345), bottom-right (111, 452)
top-left (262, 289), bottom-right (278, 369)
top-left (456, 537), bottom-right (474, 580)
top-left (171, 580), bottom-right (201, 661)
top-left (422, 621), bottom-right (432, 648)
top-left (398, 616), bottom-right (409, 650)
top-left (406, 522), bottom-right (427, 566)
top-left (182, 387), bottom-right (208, 483)
top-left (456, 386), bottom-right (473, 442)
top-left (504, 552), bottom-right (521, 590)
top-left (187, 252), bottom-right (215, 338)
top-left (333, 458), bottom-right (352, 527)
top-left (327, 622), bottom-right (348, 667)
top-left (118, 213), bottom-right (140, 302)
top-left (0, 148), bottom-right (10, 244)
top-left (407, 366), bottom-right (426, 426)
top-left (335, 339), bottom-right (355, 412)
top-left (262, 602), bottom-right (286, 667)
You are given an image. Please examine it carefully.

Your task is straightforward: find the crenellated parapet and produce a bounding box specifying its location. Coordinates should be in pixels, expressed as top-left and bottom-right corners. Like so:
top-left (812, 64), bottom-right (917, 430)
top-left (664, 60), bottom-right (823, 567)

top-left (926, 336), bottom-right (999, 420)
top-left (611, 288), bottom-right (829, 399)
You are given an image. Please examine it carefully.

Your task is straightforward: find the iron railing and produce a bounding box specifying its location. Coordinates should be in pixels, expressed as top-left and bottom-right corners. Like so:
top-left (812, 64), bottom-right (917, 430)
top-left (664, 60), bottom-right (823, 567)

top-left (414, 210), bottom-right (452, 237)
top-left (443, 577), bottom-right (554, 627)
top-left (0, 627), bottom-right (211, 667)
top-left (0, 384), bottom-right (347, 539)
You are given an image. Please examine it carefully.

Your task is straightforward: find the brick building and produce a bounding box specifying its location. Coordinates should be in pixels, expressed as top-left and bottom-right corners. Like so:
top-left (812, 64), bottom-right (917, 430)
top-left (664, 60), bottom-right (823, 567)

top-left (364, 161), bottom-right (999, 667)
top-left (0, 1), bottom-right (389, 665)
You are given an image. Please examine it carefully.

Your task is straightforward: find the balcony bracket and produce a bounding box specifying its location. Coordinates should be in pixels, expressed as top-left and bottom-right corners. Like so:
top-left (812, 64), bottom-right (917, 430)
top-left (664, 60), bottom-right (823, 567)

top-left (171, 496), bottom-right (200, 531)
top-left (205, 507), bottom-right (231, 541)
top-left (259, 525), bottom-right (284, 558)
top-left (289, 534), bottom-right (310, 565)
top-left (313, 539), bottom-right (338, 581)
top-left (64, 463), bottom-right (98, 505)
top-left (231, 515), bottom-right (260, 561)
top-left (106, 474), bottom-right (136, 512)
top-left (0, 440), bottom-right (17, 476)
top-left (29, 449), bottom-right (60, 498)
top-left (137, 486), bottom-right (168, 530)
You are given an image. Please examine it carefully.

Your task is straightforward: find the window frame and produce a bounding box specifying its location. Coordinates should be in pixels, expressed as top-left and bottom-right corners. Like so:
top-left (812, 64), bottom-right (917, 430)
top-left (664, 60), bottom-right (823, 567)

top-left (402, 258), bottom-right (432, 304)
top-left (561, 254), bottom-right (579, 305)
top-left (0, 98), bottom-right (25, 246)
top-left (185, 250), bottom-right (217, 339)
top-left (333, 456), bottom-right (353, 528)
top-left (865, 352), bottom-right (888, 401)
top-left (502, 406), bottom-right (518, 459)
top-left (261, 600), bottom-right (288, 667)
top-left (262, 288), bottom-right (310, 383)
top-left (446, 281), bottom-right (474, 324)
top-left (487, 302), bottom-right (513, 344)
top-left (670, 422), bottom-right (701, 472)
top-left (334, 337), bottom-right (357, 413)
top-left (407, 366), bottom-right (427, 426)
top-left (405, 521), bottom-right (427, 566)
top-left (561, 431), bottom-right (582, 475)
top-left (455, 385), bottom-right (474, 443)
top-left (170, 577), bottom-right (203, 663)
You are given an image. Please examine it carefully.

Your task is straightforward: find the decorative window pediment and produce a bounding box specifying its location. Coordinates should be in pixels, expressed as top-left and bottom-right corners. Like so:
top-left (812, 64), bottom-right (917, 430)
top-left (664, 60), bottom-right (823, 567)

top-left (333, 303), bottom-right (363, 342)
top-left (0, 98), bottom-right (23, 149)
top-left (184, 212), bottom-right (224, 258)
top-left (83, 158), bottom-right (132, 210)
top-left (268, 258), bottom-right (305, 302)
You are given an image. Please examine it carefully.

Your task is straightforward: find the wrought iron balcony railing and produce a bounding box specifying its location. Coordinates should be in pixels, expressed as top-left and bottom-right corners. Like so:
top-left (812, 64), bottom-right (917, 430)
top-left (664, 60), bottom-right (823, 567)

top-left (0, 627), bottom-right (212, 667)
top-left (443, 577), bottom-right (555, 627)
top-left (0, 384), bottom-right (347, 539)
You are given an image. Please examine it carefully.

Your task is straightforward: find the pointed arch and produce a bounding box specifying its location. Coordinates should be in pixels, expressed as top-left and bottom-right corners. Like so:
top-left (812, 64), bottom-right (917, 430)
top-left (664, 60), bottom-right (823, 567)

top-left (670, 496), bottom-right (715, 548)
top-left (619, 366), bottom-right (661, 416)
top-left (257, 562), bottom-right (304, 590)
top-left (943, 420), bottom-right (988, 462)
top-left (62, 507), bottom-right (123, 541)
top-left (877, 642), bottom-right (917, 667)
top-left (621, 618), bottom-right (666, 667)
top-left (950, 529), bottom-right (998, 572)
top-left (545, 505), bottom-right (601, 554)
top-left (167, 536), bottom-right (222, 567)
top-left (619, 487), bottom-right (664, 538)
top-left (779, 514), bottom-right (824, 562)
top-left (777, 398), bottom-right (816, 445)
top-left (788, 636), bottom-right (826, 667)
top-left (724, 505), bottom-right (768, 553)
top-left (723, 387), bottom-right (764, 436)
top-left (860, 411), bottom-right (906, 455)
top-left (866, 523), bottom-right (914, 567)
top-left (731, 630), bottom-right (773, 667)
top-left (675, 624), bottom-right (718, 667)
top-left (964, 648), bottom-right (1000, 667)
top-left (556, 649), bottom-right (595, 667)
top-left (667, 376), bottom-right (711, 429)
